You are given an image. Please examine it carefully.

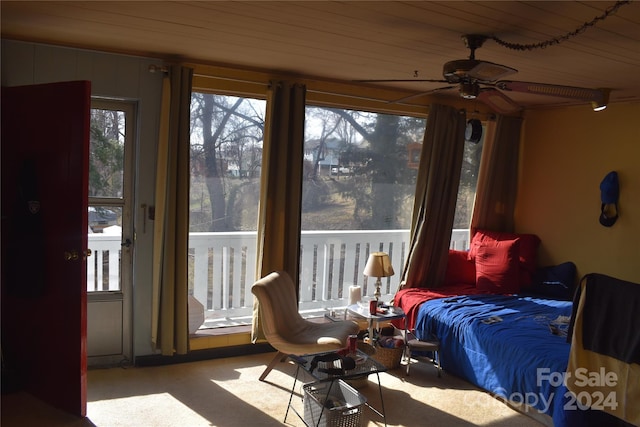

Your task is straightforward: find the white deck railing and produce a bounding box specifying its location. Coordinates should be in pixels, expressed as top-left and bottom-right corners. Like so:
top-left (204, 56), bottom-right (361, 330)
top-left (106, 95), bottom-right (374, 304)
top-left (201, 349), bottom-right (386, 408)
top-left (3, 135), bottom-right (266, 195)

top-left (87, 233), bottom-right (122, 292)
top-left (87, 229), bottom-right (470, 328)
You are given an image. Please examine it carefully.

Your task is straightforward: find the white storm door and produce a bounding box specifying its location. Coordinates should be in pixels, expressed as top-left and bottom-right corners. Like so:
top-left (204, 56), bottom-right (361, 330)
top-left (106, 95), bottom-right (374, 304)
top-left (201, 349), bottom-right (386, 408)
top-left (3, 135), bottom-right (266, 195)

top-left (86, 99), bottom-right (135, 366)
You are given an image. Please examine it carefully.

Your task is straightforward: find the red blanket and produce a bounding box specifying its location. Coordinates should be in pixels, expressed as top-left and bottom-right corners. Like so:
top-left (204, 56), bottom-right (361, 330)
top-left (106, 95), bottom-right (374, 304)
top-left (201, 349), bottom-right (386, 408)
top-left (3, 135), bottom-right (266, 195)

top-left (393, 283), bottom-right (484, 330)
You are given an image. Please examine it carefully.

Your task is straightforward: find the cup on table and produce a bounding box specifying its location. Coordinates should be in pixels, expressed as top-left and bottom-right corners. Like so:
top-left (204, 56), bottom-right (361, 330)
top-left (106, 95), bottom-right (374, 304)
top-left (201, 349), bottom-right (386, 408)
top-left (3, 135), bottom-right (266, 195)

top-left (369, 299), bottom-right (377, 315)
top-left (347, 334), bottom-right (358, 354)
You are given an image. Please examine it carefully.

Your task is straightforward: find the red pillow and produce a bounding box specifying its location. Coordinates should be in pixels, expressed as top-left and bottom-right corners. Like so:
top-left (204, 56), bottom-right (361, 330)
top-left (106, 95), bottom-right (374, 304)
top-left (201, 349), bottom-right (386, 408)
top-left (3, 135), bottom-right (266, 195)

top-left (469, 229), bottom-right (541, 288)
top-left (444, 250), bottom-right (476, 285)
top-left (475, 238), bottom-right (521, 293)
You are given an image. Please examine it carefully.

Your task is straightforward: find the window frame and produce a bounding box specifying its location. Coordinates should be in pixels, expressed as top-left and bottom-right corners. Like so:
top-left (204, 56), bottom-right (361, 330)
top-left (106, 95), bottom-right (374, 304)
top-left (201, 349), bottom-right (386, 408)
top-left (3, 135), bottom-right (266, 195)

top-left (188, 65), bottom-right (486, 330)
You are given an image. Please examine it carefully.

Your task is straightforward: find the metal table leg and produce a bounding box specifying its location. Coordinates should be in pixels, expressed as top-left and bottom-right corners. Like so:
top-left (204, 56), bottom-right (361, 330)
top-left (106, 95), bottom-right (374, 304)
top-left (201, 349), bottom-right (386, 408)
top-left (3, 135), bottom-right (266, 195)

top-left (284, 364), bottom-right (301, 423)
top-left (370, 372), bottom-right (387, 427)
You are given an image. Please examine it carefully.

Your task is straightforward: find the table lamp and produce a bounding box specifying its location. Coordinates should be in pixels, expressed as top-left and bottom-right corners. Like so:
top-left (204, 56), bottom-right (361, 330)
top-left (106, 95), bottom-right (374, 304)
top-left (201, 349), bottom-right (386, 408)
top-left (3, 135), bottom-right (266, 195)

top-left (363, 252), bottom-right (394, 301)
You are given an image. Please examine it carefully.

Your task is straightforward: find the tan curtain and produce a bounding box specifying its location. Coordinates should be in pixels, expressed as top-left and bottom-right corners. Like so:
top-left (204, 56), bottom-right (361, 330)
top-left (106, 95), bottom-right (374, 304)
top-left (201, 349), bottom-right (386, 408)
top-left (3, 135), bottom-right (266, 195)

top-left (400, 104), bottom-right (466, 289)
top-left (251, 81), bottom-right (306, 342)
top-left (151, 65), bottom-right (193, 356)
top-left (470, 115), bottom-right (523, 236)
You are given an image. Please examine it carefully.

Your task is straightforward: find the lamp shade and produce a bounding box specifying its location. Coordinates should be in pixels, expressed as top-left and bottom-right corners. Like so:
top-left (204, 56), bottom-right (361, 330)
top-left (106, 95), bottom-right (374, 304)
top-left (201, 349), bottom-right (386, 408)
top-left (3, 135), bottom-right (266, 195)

top-left (363, 252), bottom-right (394, 278)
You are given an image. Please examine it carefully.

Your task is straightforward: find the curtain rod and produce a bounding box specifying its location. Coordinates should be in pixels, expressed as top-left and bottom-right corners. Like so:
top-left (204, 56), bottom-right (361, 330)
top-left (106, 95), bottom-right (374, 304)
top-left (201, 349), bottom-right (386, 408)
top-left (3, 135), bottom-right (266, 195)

top-left (191, 71), bottom-right (496, 118)
top-left (193, 72), bottom-right (415, 105)
top-left (193, 72), bottom-right (267, 85)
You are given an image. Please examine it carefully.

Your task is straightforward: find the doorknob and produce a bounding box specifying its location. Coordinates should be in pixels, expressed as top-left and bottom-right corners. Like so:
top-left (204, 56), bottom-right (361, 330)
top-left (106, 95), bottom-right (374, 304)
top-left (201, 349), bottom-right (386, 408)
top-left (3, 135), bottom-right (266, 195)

top-left (64, 250), bottom-right (79, 261)
top-left (121, 238), bottom-right (132, 248)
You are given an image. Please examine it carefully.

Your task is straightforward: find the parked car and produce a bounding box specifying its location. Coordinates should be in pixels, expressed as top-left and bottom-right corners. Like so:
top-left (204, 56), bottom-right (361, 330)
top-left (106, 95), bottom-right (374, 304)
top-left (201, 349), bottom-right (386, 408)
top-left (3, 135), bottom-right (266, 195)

top-left (331, 166), bottom-right (351, 175)
top-left (88, 207), bottom-right (118, 233)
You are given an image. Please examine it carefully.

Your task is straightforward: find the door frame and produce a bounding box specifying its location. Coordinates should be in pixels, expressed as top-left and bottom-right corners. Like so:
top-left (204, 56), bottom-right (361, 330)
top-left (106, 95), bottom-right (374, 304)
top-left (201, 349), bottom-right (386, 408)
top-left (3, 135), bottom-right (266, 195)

top-left (86, 98), bottom-right (136, 366)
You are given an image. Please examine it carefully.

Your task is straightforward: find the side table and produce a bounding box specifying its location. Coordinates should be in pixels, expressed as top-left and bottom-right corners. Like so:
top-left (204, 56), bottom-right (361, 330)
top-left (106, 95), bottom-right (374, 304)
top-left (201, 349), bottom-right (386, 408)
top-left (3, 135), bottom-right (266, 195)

top-left (345, 304), bottom-right (406, 343)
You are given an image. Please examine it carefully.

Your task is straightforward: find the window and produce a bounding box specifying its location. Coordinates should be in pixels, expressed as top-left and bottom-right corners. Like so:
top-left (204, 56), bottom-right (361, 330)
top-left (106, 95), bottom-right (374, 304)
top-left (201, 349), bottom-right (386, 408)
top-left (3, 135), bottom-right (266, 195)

top-left (452, 126), bottom-right (484, 248)
top-left (188, 92), bottom-right (266, 328)
top-left (298, 106), bottom-right (426, 314)
top-left (187, 79), bottom-right (483, 329)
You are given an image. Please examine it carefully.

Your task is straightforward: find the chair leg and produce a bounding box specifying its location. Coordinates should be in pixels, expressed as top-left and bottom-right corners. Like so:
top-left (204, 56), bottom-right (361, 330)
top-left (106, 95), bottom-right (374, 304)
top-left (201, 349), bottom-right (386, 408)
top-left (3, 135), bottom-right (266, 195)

top-left (405, 347), bottom-right (411, 376)
top-left (259, 351), bottom-right (287, 382)
top-left (405, 345), bottom-right (441, 377)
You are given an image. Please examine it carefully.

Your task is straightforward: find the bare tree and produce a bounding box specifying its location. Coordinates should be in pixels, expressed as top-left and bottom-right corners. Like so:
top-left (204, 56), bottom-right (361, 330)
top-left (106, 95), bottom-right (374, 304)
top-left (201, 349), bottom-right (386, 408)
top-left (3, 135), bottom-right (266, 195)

top-left (190, 94), bottom-right (265, 231)
top-left (89, 109), bottom-right (124, 198)
top-left (312, 108), bottom-right (420, 229)
top-left (190, 95), bottom-right (431, 232)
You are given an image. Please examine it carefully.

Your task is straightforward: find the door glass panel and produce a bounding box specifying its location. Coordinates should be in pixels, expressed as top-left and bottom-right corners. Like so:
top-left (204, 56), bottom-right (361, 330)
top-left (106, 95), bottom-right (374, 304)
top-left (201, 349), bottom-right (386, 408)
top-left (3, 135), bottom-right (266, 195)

top-left (89, 109), bottom-right (125, 199)
top-left (87, 106), bottom-right (128, 293)
top-left (87, 206), bottom-right (122, 292)
top-left (88, 206), bottom-right (121, 233)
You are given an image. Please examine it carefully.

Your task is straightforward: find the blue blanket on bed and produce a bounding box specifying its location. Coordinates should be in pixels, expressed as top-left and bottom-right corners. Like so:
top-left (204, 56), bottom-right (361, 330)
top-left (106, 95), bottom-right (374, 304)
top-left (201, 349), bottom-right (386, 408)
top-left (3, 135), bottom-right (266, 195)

top-left (414, 294), bottom-right (575, 426)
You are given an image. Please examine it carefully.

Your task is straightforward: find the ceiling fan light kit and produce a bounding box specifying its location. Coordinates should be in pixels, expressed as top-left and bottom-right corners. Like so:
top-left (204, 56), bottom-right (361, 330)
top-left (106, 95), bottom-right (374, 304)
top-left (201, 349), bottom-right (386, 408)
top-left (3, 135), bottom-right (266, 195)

top-left (459, 82), bottom-right (479, 99)
top-left (591, 89), bottom-right (611, 112)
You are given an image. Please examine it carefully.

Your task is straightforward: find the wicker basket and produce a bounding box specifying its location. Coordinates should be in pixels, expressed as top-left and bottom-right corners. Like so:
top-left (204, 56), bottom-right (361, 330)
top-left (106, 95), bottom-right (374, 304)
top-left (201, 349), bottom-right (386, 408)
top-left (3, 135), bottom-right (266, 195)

top-left (371, 345), bottom-right (403, 369)
top-left (356, 340), bottom-right (376, 356)
top-left (357, 339), bottom-right (403, 369)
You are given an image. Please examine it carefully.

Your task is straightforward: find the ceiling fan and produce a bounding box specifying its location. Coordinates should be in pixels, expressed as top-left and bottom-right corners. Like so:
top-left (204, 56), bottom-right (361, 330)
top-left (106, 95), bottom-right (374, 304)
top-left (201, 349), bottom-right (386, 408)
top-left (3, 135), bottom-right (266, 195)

top-left (357, 35), bottom-right (609, 114)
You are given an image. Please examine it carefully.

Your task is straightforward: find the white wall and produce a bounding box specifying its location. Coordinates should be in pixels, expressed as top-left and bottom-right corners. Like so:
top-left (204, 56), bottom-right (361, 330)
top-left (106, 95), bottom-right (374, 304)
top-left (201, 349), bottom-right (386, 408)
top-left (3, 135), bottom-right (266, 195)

top-left (2, 40), bottom-right (163, 358)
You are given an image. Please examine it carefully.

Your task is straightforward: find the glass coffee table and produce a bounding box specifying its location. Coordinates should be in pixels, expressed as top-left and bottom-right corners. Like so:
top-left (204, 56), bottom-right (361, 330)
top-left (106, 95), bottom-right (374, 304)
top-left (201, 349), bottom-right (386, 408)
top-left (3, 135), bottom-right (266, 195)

top-left (285, 349), bottom-right (388, 427)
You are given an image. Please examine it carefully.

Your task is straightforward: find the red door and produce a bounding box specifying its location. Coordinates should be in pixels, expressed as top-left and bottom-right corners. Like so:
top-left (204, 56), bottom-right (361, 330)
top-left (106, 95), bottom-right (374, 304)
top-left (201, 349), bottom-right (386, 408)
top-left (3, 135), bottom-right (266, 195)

top-left (1, 81), bottom-right (90, 417)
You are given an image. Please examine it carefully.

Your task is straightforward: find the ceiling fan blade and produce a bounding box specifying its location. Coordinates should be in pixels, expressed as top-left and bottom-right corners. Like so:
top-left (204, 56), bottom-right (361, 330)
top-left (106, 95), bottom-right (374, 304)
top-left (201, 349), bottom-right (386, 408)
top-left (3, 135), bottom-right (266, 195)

top-left (354, 79), bottom-right (448, 83)
top-left (388, 85), bottom-right (456, 104)
top-left (444, 60), bottom-right (517, 83)
top-left (495, 80), bottom-right (605, 101)
top-left (477, 88), bottom-right (522, 115)
top-left (467, 61), bottom-right (518, 82)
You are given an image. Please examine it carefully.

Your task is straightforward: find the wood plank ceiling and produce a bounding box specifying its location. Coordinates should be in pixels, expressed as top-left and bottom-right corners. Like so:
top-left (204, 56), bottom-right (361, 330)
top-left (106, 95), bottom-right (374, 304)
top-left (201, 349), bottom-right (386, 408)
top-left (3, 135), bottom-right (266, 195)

top-left (2, 1), bottom-right (640, 111)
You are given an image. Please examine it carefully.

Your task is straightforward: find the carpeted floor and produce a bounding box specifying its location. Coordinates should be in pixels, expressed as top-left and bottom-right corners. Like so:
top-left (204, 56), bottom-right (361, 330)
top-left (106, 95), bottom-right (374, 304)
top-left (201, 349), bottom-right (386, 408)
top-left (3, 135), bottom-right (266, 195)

top-left (2, 351), bottom-right (546, 427)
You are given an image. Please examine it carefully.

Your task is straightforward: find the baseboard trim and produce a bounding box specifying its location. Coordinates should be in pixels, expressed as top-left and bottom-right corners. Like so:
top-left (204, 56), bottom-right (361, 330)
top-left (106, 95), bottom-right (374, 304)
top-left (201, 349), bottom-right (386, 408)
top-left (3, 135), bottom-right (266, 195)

top-left (134, 343), bottom-right (275, 367)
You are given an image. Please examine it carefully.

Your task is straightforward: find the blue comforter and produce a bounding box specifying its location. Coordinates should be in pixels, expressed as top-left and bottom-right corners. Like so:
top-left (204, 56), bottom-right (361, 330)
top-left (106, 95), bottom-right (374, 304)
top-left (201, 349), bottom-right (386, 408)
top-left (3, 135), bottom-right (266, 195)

top-left (414, 294), bottom-right (575, 426)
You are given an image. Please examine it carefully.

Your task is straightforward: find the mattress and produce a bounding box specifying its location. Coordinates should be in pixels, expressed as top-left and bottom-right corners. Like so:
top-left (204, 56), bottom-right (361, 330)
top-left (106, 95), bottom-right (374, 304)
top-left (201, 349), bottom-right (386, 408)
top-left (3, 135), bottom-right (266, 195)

top-left (414, 294), bottom-right (576, 425)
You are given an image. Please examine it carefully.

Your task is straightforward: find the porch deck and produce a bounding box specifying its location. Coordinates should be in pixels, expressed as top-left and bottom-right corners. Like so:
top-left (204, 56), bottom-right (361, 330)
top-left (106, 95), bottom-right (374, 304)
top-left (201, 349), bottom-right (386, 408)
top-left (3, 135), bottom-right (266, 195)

top-left (88, 229), bottom-right (470, 330)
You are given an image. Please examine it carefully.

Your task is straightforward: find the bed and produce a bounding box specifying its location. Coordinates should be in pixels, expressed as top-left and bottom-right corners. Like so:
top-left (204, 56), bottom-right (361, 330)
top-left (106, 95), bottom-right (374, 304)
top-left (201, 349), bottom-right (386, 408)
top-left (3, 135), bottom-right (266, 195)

top-left (393, 229), bottom-right (637, 427)
top-left (412, 293), bottom-right (573, 426)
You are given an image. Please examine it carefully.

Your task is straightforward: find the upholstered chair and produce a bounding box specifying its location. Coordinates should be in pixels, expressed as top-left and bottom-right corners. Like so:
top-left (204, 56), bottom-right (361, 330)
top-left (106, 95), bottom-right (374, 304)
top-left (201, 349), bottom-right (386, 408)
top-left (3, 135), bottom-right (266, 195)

top-left (251, 271), bottom-right (359, 381)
